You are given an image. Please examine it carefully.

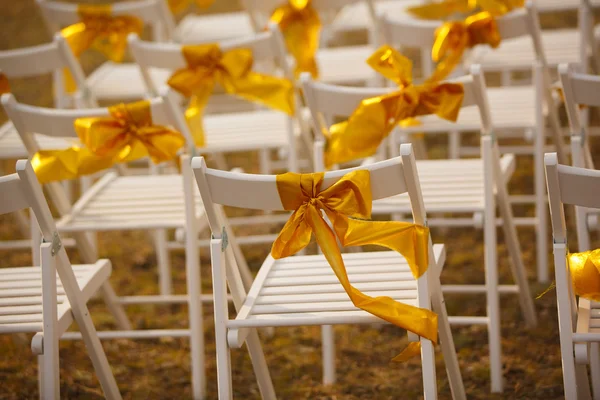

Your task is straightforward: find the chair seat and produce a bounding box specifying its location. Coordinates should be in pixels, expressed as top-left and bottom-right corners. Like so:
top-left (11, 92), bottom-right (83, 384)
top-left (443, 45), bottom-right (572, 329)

top-left (0, 122), bottom-right (72, 160)
top-left (86, 62), bottom-right (172, 102)
top-left (0, 260), bottom-right (111, 334)
top-left (174, 12), bottom-right (255, 44)
top-left (373, 156), bottom-right (515, 214)
top-left (405, 86), bottom-right (537, 133)
top-left (467, 29), bottom-right (582, 71)
top-left (228, 245), bottom-right (444, 332)
top-left (202, 109), bottom-right (297, 152)
top-left (56, 173), bottom-right (203, 232)
top-left (316, 45), bottom-right (377, 85)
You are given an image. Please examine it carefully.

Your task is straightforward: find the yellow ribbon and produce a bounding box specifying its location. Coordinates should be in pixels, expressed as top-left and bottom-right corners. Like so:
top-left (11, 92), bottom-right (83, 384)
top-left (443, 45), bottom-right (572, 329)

top-left (324, 46), bottom-right (464, 167)
top-left (168, 0), bottom-right (215, 14)
top-left (407, 0), bottom-right (524, 19)
top-left (60, 5), bottom-right (144, 93)
top-left (568, 250), bottom-right (600, 301)
top-left (32, 100), bottom-right (185, 183)
top-left (0, 72), bottom-right (10, 95)
top-left (270, 0), bottom-right (321, 78)
top-left (272, 170), bottom-right (437, 361)
top-left (167, 44), bottom-right (296, 146)
top-left (427, 11), bottom-right (502, 82)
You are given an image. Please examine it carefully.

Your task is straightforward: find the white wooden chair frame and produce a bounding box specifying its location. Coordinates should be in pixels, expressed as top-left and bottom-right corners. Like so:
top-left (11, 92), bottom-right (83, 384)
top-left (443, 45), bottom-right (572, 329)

top-left (191, 144), bottom-right (466, 399)
top-left (545, 154), bottom-right (600, 400)
top-left (0, 160), bottom-right (121, 400)
top-left (0, 34), bottom-right (96, 252)
top-left (375, 1), bottom-right (565, 283)
top-left (300, 65), bottom-right (538, 393)
top-left (36, 0), bottom-right (176, 102)
top-left (559, 63), bottom-right (600, 253)
top-left (1, 91), bottom-right (210, 399)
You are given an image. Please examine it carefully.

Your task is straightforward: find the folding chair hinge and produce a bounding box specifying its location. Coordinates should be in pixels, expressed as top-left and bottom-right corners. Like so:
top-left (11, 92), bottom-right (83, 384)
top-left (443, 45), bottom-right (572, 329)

top-left (553, 237), bottom-right (567, 245)
top-left (43, 232), bottom-right (62, 256)
top-left (212, 228), bottom-right (229, 252)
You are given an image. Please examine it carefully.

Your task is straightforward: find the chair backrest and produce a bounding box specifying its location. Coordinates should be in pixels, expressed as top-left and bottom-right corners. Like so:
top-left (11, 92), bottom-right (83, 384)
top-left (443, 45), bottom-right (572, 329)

top-left (1, 89), bottom-right (195, 219)
top-left (128, 23), bottom-right (294, 97)
top-left (0, 34), bottom-right (95, 108)
top-left (300, 64), bottom-right (493, 168)
top-left (36, 0), bottom-right (176, 42)
top-left (241, 0), bottom-right (376, 32)
top-left (558, 63), bottom-right (599, 169)
top-left (579, 0), bottom-right (600, 73)
top-left (377, 1), bottom-right (546, 79)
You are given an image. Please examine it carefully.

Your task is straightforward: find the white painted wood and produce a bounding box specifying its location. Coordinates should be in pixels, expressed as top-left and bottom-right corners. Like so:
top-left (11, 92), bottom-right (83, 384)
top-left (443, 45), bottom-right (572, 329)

top-left (40, 243), bottom-right (60, 400)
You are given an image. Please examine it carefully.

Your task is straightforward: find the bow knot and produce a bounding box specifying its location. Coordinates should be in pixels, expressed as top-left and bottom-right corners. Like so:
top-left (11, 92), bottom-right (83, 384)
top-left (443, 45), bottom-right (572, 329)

top-left (325, 46), bottom-right (464, 167)
top-left (272, 171), bottom-right (437, 360)
top-left (168, 44), bottom-right (295, 146)
top-left (569, 249), bottom-right (600, 301)
top-left (32, 100), bottom-right (185, 183)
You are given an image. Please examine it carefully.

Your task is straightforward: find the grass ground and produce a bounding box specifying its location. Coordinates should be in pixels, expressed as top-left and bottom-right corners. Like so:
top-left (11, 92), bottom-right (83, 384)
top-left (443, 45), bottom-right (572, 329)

top-left (0, 0), bottom-right (597, 398)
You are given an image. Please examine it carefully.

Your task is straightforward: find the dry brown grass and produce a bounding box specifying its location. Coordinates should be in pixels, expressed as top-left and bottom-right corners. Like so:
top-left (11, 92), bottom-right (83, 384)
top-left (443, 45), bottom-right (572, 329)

top-left (0, 1), bottom-right (597, 398)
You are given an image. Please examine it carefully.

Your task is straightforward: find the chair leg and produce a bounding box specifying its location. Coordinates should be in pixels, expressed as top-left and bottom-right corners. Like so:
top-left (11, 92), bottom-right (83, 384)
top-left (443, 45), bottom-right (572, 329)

top-left (576, 364), bottom-right (593, 400)
top-left (40, 345), bottom-right (60, 400)
top-left (533, 126), bottom-right (549, 283)
top-left (321, 325), bottom-right (336, 385)
top-left (590, 343), bottom-right (600, 400)
top-left (245, 329), bottom-right (277, 400)
top-left (420, 338), bottom-right (438, 400)
top-left (448, 131), bottom-right (460, 159)
top-left (484, 208), bottom-right (503, 393)
top-left (153, 229), bottom-right (172, 296)
top-left (99, 283), bottom-right (132, 331)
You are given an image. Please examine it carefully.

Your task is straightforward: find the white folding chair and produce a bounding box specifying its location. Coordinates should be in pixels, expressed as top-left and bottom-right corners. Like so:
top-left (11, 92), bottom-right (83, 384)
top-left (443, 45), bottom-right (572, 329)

top-left (0, 160), bottom-right (121, 400)
top-left (545, 154), bottom-right (600, 400)
top-left (0, 34), bottom-right (95, 252)
top-left (301, 65), bottom-right (538, 393)
top-left (376, 1), bottom-right (564, 283)
top-left (1, 91), bottom-right (209, 399)
top-left (558, 63), bottom-right (599, 253)
top-left (36, 0), bottom-right (176, 102)
top-left (191, 143), bottom-right (466, 400)
top-left (128, 25), bottom-right (301, 174)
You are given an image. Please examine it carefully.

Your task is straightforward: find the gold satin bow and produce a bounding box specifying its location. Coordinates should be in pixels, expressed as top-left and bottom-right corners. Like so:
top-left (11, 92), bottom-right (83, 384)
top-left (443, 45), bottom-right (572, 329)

top-left (32, 100), bottom-right (185, 183)
top-left (568, 250), bottom-right (600, 301)
top-left (168, 0), bottom-right (215, 14)
top-left (407, 0), bottom-right (524, 19)
top-left (270, 0), bottom-right (321, 78)
top-left (272, 170), bottom-right (437, 361)
top-left (427, 11), bottom-right (502, 82)
top-left (167, 44), bottom-right (295, 146)
top-left (60, 5), bottom-right (143, 93)
top-left (324, 46), bottom-right (464, 167)
top-left (0, 73), bottom-right (10, 95)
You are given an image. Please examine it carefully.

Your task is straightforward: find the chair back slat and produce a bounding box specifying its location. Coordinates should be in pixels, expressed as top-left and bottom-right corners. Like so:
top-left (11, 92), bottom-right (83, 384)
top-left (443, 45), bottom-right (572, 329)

top-left (0, 42), bottom-right (65, 77)
top-left (555, 164), bottom-right (600, 210)
top-left (0, 174), bottom-right (29, 215)
top-left (564, 71), bottom-right (600, 108)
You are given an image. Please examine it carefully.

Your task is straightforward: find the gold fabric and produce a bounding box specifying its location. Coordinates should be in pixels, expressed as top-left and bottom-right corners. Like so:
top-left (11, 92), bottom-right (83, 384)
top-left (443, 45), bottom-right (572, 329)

top-left (270, 0), bottom-right (320, 78)
top-left (427, 12), bottom-right (501, 82)
top-left (60, 5), bottom-right (143, 93)
top-left (324, 46), bottom-right (464, 167)
top-left (0, 73), bottom-right (10, 95)
top-left (272, 170), bottom-right (437, 360)
top-left (568, 250), bottom-right (600, 301)
top-left (168, 0), bottom-right (215, 14)
top-left (167, 44), bottom-right (295, 146)
top-left (32, 100), bottom-right (185, 183)
top-left (407, 0), bottom-right (524, 19)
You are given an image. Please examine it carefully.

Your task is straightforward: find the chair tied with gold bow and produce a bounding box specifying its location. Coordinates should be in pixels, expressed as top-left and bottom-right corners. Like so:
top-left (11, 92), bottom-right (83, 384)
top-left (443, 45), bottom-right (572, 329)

top-left (32, 100), bottom-right (185, 184)
top-left (270, 0), bottom-right (321, 78)
top-left (323, 45), bottom-right (464, 168)
top-left (60, 4), bottom-right (144, 93)
top-left (272, 169), bottom-right (437, 360)
top-left (167, 43), bottom-right (296, 147)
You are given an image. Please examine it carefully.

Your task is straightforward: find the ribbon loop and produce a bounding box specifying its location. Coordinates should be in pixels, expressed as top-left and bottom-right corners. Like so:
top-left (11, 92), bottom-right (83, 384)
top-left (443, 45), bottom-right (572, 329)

top-left (168, 44), bottom-right (295, 146)
top-left (272, 171), bottom-right (437, 360)
top-left (568, 249), bottom-right (600, 301)
top-left (32, 100), bottom-right (185, 183)
top-left (324, 46), bottom-right (464, 167)
top-left (270, 0), bottom-right (321, 78)
top-left (407, 0), bottom-right (524, 20)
